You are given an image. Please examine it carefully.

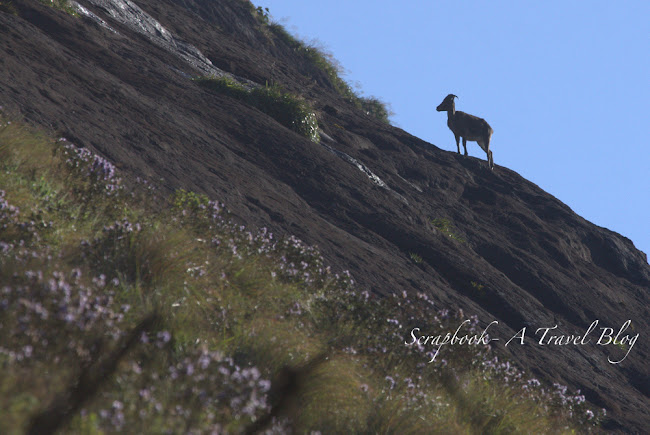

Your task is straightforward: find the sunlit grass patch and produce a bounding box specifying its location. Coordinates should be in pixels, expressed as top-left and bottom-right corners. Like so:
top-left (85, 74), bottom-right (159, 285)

top-left (37, 0), bottom-right (79, 17)
top-left (0, 1), bottom-right (18, 15)
top-left (249, 84), bottom-right (320, 142)
top-left (409, 252), bottom-right (423, 264)
top-left (195, 76), bottom-right (320, 142)
top-left (432, 217), bottom-right (467, 244)
top-left (359, 95), bottom-right (393, 124)
top-left (193, 74), bottom-right (249, 100)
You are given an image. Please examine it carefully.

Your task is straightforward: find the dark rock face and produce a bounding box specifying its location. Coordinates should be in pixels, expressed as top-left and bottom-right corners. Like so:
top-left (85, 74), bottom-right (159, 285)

top-left (2, 0), bottom-right (648, 431)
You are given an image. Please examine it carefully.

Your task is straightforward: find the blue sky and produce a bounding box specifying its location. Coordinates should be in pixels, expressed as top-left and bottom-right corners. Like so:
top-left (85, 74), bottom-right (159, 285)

top-left (252, 1), bottom-right (650, 258)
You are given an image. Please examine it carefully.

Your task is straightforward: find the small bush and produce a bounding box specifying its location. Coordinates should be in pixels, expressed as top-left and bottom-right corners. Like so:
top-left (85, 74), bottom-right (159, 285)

top-left (300, 43), bottom-right (356, 99)
top-left (432, 217), bottom-right (466, 244)
top-left (59, 140), bottom-right (123, 198)
top-left (359, 96), bottom-right (393, 124)
top-left (249, 85), bottom-right (320, 142)
top-left (0, 1), bottom-right (18, 15)
top-left (253, 6), bottom-right (270, 25)
top-left (193, 75), bottom-right (248, 100)
top-left (38, 0), bottom-right (78, 16)
top-left (196, 76), bottom-right (320, 142)
top-left (470, 281), bottom-right (485, 291)
top-left (267, 22), bottom-right (301, 49)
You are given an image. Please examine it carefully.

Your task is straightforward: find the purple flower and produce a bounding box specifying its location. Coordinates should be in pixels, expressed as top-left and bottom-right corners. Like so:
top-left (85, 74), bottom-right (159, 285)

top-left (156, 331), bottom-right (171, 346)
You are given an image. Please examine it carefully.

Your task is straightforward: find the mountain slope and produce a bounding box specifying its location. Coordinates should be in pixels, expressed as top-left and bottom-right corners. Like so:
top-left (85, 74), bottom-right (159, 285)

top-left (1, 0), bottom-right (648, 431)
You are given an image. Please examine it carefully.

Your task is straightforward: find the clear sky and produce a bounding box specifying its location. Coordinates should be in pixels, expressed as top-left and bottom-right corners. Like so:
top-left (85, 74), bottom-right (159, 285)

top-left (252, 1), bottom-right (650, 258)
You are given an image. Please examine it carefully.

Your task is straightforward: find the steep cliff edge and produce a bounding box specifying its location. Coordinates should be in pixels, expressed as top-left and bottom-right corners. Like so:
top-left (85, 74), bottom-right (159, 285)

top-left (1, 0), bottom-right (648, 431)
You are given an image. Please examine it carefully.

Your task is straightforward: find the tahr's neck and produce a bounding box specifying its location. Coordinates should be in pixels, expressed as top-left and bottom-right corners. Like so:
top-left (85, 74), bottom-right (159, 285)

top-left (446, 104), bottom-right (455, 119)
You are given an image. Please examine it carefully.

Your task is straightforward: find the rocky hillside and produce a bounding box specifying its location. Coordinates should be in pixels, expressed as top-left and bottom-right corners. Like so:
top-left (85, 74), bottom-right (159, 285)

top-left (1, 0), bottom-right (649, 431)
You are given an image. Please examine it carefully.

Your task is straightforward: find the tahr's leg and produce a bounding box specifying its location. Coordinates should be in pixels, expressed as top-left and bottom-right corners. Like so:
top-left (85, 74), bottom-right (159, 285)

top-left (462, 138), bottom-right (468, 156)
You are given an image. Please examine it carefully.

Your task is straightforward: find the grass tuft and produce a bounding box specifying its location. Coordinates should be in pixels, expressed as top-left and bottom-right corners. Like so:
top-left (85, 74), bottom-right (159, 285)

top-left (432, 217), bottom-right (467, 244)
top-left (409, 252), bottom-right (423, 264)
top-left (0, 1), bottom-right (18, 15)
top-left (37, 0), bottom-right (79, 17)
top-left (195, 76), bottom-right (320, 142)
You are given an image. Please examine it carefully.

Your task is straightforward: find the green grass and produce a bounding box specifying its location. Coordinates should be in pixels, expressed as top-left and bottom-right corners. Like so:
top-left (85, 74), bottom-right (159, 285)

top-left (0, 1), bottom-right (18, 15)
top-left (195, 75), bottom-right (320, 142)
top-left (0, 115), bottom-right (604, 433)
top-left (432, 217), bottom-right (467, 244)
top-left (471, 281), bottom-right (485, 291)
top-left (38, 0), bottom-right (79, 17)
top-left (359, 95), bottom-right (393, 124)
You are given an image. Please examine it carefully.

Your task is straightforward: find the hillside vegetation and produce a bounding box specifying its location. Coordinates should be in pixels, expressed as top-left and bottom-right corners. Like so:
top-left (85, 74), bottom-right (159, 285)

top-left (0, 115), bottom-right (604, 433)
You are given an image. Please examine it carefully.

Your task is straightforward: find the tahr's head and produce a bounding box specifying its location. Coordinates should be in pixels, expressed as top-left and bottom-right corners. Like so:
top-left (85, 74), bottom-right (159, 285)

top-left (436, 94), bottom-right (458, 112)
